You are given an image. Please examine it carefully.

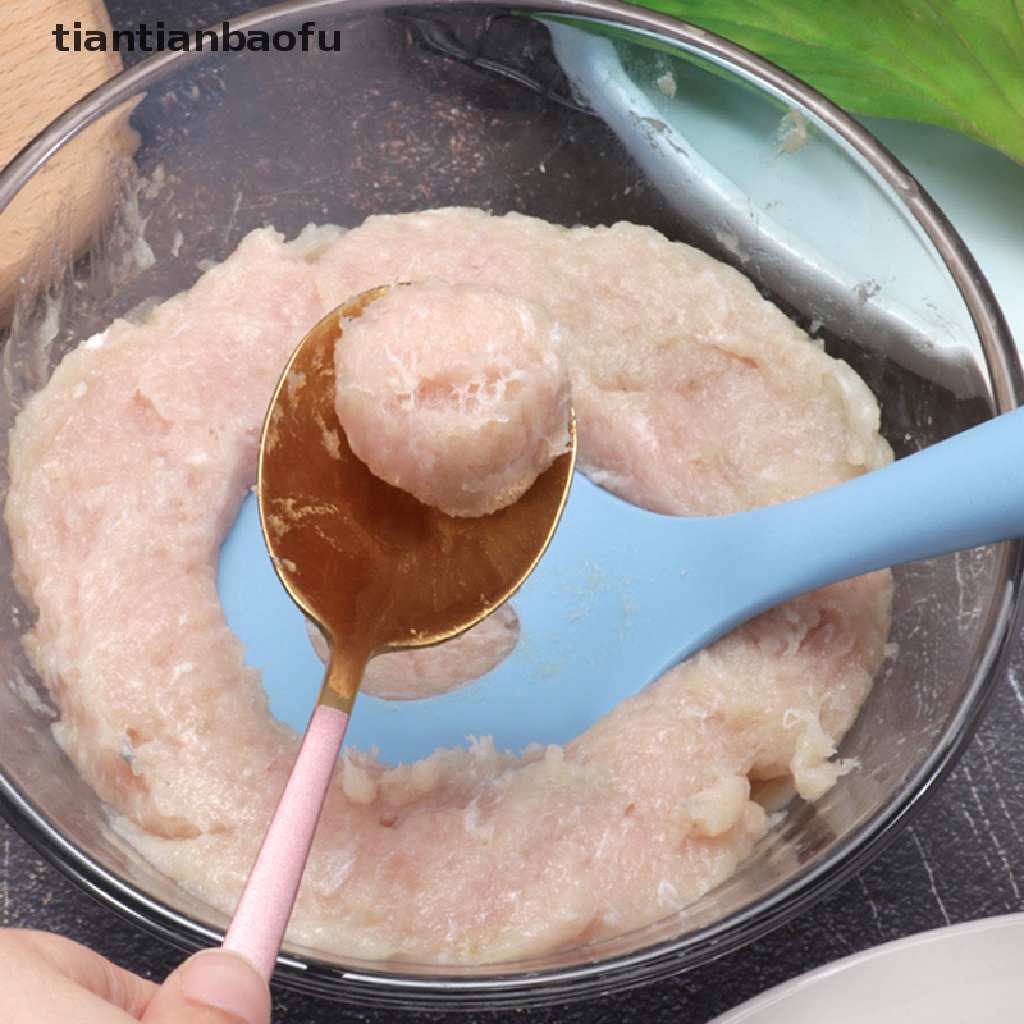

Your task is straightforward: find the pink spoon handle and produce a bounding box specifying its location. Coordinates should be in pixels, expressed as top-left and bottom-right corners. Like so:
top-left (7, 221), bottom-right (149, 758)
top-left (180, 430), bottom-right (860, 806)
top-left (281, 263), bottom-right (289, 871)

top-left (222, 701), bottom-right (350, 981)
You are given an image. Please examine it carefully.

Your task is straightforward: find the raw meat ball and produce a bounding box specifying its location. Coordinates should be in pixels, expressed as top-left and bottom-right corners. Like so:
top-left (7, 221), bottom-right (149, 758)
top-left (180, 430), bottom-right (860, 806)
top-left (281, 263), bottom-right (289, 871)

top-left (334, 278), bottom-right (572, 516)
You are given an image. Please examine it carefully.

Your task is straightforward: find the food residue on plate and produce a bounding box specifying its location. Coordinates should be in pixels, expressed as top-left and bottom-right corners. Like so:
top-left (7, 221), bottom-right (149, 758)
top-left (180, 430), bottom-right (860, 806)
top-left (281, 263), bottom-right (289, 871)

top-left (5, 207), bottom-right (892, 964)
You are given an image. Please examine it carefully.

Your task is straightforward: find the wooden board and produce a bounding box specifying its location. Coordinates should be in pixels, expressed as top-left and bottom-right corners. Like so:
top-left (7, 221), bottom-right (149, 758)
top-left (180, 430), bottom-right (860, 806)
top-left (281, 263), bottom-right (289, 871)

top-left (0, 0), bottom-right (133, 310)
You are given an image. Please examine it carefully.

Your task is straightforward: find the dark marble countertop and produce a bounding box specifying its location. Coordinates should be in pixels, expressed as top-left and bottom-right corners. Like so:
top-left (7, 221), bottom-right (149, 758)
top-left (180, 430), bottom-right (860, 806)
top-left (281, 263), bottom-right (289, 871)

top-left (5, 1), bottom-right (1024, 1021)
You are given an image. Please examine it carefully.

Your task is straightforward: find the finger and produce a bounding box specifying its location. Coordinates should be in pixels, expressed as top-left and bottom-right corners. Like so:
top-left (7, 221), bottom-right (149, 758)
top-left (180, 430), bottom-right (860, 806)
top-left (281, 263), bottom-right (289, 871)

top-left (11, 930), bottom-right (156, 1016)
top-left (0, 929), bottom-right (152, 1023)
top-left (140, 949), bottom-right (271, 1024)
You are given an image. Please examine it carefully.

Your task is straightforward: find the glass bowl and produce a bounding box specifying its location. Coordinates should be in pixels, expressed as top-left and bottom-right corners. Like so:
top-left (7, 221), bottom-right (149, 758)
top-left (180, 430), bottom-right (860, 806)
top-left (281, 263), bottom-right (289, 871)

top-left (0, 0), bottom-right (1019, 1010)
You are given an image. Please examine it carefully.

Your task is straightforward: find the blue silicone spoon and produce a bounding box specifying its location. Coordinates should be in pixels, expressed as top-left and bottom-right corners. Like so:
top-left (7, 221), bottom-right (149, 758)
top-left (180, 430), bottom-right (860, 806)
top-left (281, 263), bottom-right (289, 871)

top-left (220, 403), bottom-right (1024, 760)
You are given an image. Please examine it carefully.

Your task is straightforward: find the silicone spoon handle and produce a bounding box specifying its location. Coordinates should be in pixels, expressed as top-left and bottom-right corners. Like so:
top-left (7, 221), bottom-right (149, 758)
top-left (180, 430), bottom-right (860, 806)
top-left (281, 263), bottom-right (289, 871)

top-left (716, 403), bottom-right (1024, 609)
top-left (222, 702), bottom-right (349, 981)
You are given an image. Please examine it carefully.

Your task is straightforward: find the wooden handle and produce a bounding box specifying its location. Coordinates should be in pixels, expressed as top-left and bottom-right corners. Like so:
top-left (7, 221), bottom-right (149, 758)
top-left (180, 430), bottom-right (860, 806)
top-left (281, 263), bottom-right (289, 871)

top-left (0, 0), bottom-right (121, 161)
top-left (0, 0), bottom-right (134, 310)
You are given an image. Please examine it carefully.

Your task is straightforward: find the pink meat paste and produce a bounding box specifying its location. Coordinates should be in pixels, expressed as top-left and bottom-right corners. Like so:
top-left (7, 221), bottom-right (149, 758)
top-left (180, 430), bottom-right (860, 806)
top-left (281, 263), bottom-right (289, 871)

top-left (5, 208), bottom-right (893, 965)
top-left (307, 603), bottom-right (520, 701)
top-left (335, 278), bottom-right (572, 516)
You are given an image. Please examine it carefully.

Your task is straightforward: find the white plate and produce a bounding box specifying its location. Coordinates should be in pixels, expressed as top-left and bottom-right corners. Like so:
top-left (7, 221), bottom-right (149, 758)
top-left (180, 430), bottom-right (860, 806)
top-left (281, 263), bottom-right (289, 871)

top-left (712, 914), bottom-right (1024, 1023)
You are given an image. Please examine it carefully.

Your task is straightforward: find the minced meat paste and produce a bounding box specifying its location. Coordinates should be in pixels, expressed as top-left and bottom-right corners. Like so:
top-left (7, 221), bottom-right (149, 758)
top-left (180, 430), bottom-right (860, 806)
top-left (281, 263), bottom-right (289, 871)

top-left (5, 208), bottom-right (892, 964)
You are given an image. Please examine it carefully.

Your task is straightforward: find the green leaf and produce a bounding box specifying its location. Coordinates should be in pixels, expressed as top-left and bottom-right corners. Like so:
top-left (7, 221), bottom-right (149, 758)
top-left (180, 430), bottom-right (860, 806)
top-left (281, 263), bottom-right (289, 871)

top-left (626, 0), bottom-right (1024, 166)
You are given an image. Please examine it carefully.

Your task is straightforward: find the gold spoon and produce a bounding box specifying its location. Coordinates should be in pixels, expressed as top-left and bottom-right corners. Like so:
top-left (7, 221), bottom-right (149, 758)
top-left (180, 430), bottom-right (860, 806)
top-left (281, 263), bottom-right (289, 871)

top-left (221, 286), bottom-right (576, 979)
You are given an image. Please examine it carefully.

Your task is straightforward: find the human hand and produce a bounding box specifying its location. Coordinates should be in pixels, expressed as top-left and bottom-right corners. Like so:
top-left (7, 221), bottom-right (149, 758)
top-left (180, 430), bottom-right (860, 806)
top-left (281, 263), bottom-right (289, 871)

top-left (0, 929), bottom-right (271, 1024)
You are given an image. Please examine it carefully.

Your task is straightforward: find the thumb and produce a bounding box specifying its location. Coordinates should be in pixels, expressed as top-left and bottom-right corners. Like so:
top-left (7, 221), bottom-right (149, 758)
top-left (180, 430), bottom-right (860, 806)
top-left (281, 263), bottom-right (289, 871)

top-left (142, 949), bottom-right (271, 1024)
